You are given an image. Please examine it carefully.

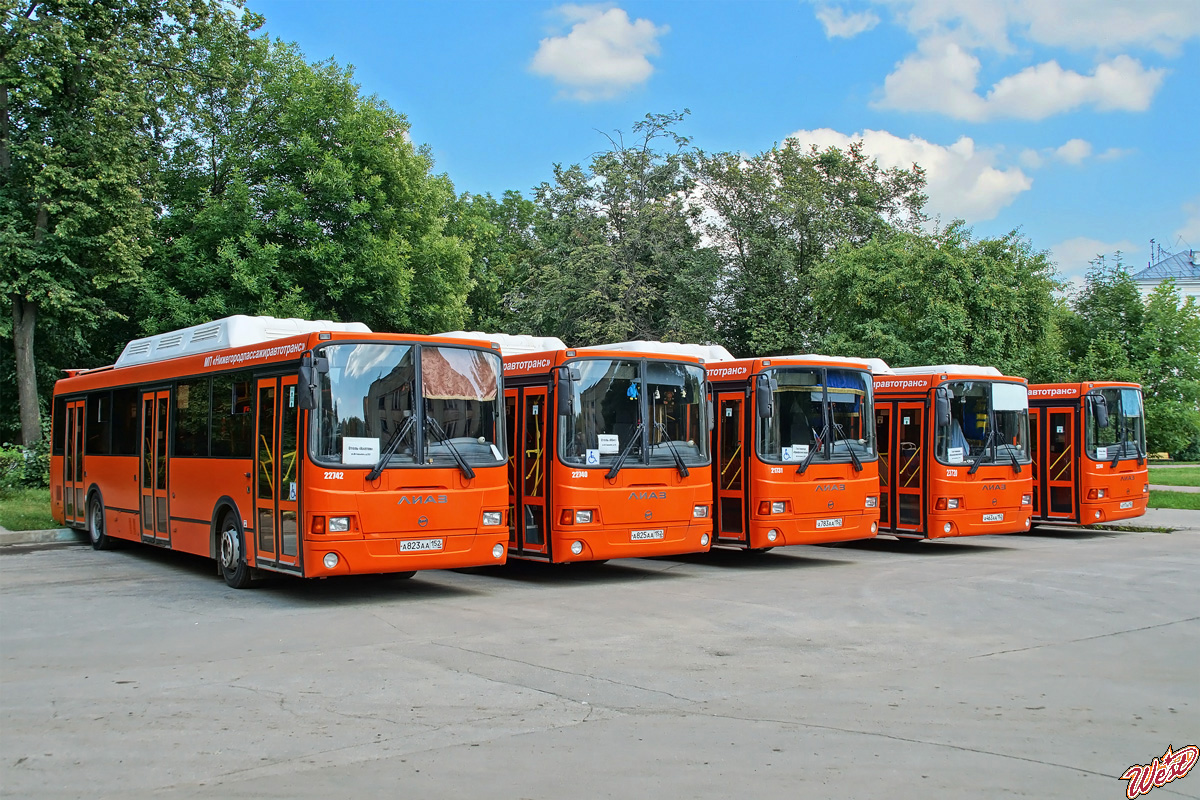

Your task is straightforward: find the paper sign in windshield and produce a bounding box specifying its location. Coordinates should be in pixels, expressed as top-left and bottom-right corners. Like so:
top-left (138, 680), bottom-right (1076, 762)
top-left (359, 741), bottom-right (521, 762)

top-left (948, 447), bottom-right (964, 463)
top-left (343, 437), bottom-right (380, 465)
top-left (598, 434), bottom-right (620, 454)
top-left (782, 444), bottom-right (809, 461)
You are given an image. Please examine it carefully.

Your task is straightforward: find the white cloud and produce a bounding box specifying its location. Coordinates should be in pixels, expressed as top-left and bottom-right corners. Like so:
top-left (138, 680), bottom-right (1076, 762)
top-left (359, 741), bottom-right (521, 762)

top-left (1097, 147), bottom-right (1135, 161)
top-left (1053, 138), bottom-right (1091, 165)
top-left (1018, 138), bottom-right (1098, 169)
top-left (1050, 236), bottom-right (1140, 287)
top-left (815, 5), bottom-right (881, 38)
top-left (875, 41), bottom-right (1167, 120)
top-left (785, 127), bottom-right (1032, 222)
top-left (880, 0), bottom-right (1200, 56)
top-left (1176, 199), bottom-right (1200, 246)
top-left (530, 5), bottom-right (668, 101)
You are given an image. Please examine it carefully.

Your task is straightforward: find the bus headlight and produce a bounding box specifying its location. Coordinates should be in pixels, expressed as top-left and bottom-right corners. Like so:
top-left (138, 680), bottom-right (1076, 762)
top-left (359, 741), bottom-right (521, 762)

top-left (1021, 494), bottom-right (1032, 506)
top-left (492, 543), bottom-right (504, 559)
top-left (771, 501), bottom-right (786, 514)
top-left (328, 516), bottom-right (350, 532)
top-left (482, 511), bottom-right (503, 526)
top-left (1143, 484), bottom-right (1149, 494)
top-left (575, 510), bottom-right (593, 524)
top-left (570, 541), bottom-right (584, 555)
top-left (865, 496), bottom-right (878, 508)
top-left (693, 505), bottom-right (709, 518)
top-left (323, 552), bottom-right (339, 569)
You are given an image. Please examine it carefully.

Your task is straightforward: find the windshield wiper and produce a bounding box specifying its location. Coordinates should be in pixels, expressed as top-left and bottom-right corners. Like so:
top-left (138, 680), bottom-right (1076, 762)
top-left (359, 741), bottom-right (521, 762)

top-left (967, 430), bottom-right (997, 475)
top-left (653, 421), bottom-right (689, 477)
top-left (367, 415), bottom-right (416, 481)
top-left (424, 415), bottom-right (475, 479)
top-left (605, 422), bottom-right (644, 480)
top-left (797, 423), bottom-right (828, 475)
top-left (831, 422), bottom-right (863, 472)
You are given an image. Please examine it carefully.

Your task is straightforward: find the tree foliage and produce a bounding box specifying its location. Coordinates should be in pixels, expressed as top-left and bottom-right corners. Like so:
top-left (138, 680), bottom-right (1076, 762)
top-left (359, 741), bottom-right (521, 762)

top-left (694, 139), bottom-right (927, 356)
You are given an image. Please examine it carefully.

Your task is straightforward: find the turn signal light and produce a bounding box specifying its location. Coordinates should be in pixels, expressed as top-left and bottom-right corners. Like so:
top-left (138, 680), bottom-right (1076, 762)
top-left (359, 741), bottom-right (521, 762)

top-left (935, 498), bottom-right (961, 510)
top-left (312, 515), bottom-right (325, 534)
top-left (1087, 488), bottom-right (1107, 500)
top-left (560, 509), bottom-right (574, 526)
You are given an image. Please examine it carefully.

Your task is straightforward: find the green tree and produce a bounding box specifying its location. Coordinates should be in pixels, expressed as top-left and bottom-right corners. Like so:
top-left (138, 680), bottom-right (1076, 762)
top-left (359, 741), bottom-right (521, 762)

top-left (140, 39), bottom-right (471, 337)
top-left (810, 223), bottom-right (1061, 376)
top-left (694, 139), bottom-right (927, 356)
top-left (1, 0), bottom-right (236, 443)
top-left (515, 111), bottom-right (720, 345)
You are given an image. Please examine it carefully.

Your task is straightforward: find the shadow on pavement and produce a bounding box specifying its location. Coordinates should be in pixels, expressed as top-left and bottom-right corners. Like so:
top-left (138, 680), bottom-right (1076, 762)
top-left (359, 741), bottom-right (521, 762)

top-left (822, 536), bottom-right (1017, 555)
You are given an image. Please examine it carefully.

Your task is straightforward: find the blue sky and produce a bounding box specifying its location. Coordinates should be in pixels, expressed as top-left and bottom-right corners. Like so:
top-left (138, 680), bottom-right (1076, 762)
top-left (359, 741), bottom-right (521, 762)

top-left (246, 0), bottom-right (1200, 286)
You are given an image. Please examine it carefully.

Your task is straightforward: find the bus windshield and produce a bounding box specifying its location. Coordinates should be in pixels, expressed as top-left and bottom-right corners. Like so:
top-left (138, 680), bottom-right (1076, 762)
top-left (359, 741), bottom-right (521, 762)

top-left (559, 358), bottom-right (709, 468)
top-left (757, 368), bottom-right (876, 464)
top-left (1086, 387), bottom-right (1146, 461)
top-left (936, 380), bottom-right (1030, 466)
top-left (313, 343), bottom-right (504, 469)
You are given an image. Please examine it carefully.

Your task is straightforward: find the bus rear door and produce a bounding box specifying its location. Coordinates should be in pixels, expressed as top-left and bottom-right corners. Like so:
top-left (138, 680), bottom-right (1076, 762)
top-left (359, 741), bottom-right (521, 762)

top-left (140, 390), bottom-right (171, 544)
top-left (63, 398), bottom-right (86, 527)
top-left (254, 376), bottom-right (301, 571)
top-left (515, 387), bottom-right (549, 556)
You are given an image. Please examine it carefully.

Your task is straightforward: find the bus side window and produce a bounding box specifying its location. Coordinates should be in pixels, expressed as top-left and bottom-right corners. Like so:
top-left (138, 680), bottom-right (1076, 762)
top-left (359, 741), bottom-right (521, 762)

top-left (111, 387), bottom-right (140, 456)
top-left (52, 397), bottom-right (66, 456)
top-left (212, 373), bottom-right (254, 458)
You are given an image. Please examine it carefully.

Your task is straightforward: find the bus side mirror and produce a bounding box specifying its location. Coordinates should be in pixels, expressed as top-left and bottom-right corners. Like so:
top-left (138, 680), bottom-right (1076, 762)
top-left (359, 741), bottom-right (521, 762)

top-left (935, 388), bottom-right (951, 428)
top-left (755, 374), bottom-right (776, 419)
top-left (297, 354), bottom-right (327, 411)
top-left (1091, 395), bottom-right (1110, 429)
top-left (556, 366), bottom-right (578, 417)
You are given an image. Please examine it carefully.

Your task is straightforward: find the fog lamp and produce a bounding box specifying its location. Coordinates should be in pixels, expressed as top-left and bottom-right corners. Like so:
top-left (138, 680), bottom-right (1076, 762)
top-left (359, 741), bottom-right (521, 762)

top-left (943, 522), bottom-right (952, 534)
top-left (700, 533), bottom-right (710, 547)
top-left (1095, 511), bottom-right (1101, 520)
top-left (328, 516), bottom-right (350, 532)
top-left (323, 552), bottom-right (339, 569)
top-left (571, 540), bottom-right (584, 555)
top-left (767, 529), bottom-right (778, 542)
top-left (871, 521), bottom-right (878, 533)
top-left (492, 543), bottom-right (504, 559)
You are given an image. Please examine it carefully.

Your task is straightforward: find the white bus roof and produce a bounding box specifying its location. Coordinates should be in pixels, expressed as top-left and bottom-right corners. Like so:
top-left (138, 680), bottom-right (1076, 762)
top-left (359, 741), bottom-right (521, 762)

top-left (115, 315), bottom-right (371, 368)
top-left (884, 364), bottom-right (1004, 377)
top-left (439, 331), bottom-right (568, 355)
top-left (776, 353), bottom-right (875, 370)
top-left (587, 340), bottom-right (736, 363)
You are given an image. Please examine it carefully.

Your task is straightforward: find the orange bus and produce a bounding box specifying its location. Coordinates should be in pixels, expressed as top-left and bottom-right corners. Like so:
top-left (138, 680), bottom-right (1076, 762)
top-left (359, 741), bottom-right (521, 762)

top-left (453, 335), bottom-right (714, 562)
top-left (705, 354), bottom-right (881, 550)
top-left (873, 364), bottom-right (1034, 539)
top-left (51, 316), bottom-right (509, 587)
top-left (1027, 382), bottom-right (1148, 525)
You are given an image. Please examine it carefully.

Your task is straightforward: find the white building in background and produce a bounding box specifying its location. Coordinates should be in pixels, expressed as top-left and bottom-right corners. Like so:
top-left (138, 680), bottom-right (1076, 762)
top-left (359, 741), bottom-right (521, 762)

top-left (1130, 250), bottom-right (1200, 300)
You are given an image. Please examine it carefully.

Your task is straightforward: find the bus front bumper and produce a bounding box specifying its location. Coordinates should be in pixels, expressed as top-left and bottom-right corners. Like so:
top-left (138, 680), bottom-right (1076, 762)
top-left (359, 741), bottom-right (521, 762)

top-left (304, 529), bottom-right (509, 576)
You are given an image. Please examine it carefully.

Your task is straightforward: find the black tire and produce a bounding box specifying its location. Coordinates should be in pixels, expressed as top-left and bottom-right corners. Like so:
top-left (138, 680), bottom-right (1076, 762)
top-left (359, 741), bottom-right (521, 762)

top-left (87, 496), bottom-right (114, 551)
top-left (218, 511), bottom-right (253, 589)
top-left (747, 547), bottom-right (774, 554)
top-left (391, 571), bottom-right (417, 580)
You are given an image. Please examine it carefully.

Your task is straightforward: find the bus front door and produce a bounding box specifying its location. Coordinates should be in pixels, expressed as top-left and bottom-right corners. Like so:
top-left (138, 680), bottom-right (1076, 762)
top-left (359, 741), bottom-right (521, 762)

top-left (64, 399), bottom-right (86, 526)
top-left (1045, 407), bottom-right (1076, 520)
top-left (1029, 409), bottom-right (1041, 517)
top-left (715, 393), bottom-right (746, 544)
top-left (896, 403), bottom-right (924, 534)
top-left (140, 390), bottom-right (171, 544)
top-left (254, 377), bottom-right (301, 571)
top-left (517, 388), bottom-right (548, 557)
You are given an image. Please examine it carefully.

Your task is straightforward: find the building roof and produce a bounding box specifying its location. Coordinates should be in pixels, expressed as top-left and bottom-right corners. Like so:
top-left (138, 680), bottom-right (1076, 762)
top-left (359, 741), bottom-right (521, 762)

top-left (1130, 250), bottom-right (1200, 282)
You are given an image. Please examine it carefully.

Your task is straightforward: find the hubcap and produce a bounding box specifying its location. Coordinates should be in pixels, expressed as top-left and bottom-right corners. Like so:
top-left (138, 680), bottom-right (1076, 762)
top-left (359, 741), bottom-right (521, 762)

top-left (90, 505), bottom-right (102, 542)
top-left (220, 527), bottom-right (240, 570)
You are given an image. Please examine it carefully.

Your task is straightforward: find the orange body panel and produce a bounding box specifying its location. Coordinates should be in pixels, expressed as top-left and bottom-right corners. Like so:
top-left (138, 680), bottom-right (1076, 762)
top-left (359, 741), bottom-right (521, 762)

top-left (1028, 382), bottom-right (1148, 525)
top-left (708, 357), bottom-right (880, 550)
top-left (874, 369), bottom-right (1034, 539)
top-left (50, 330), bottom-right (510, 580)
top-left (503, 347), bottom-right (714, 563)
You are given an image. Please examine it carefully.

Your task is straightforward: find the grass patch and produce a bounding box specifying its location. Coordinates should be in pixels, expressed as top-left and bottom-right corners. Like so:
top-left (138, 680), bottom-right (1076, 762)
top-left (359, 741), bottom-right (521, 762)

top-left (1093, 524), bottom-right (1174, 533)
top-left (0, 487), bottom-right (57, 531)
top-left (1148, 490), bottom-right (1200, 511)
top-left (1147, 467), bottom-right (1200, 487)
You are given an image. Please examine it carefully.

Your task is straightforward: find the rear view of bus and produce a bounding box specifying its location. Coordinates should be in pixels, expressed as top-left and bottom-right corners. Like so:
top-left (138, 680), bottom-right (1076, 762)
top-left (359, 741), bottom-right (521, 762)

top-left (708, 355), bottom-right (880, 549)
top-left (874, 365), bottom-right (1034, 539)
top-left (1028, 382), bottom-right (1148, 525)
top-left (492, 337), bottom-right (714, 562)
top-left (51, 316), bottom-right (509, 588)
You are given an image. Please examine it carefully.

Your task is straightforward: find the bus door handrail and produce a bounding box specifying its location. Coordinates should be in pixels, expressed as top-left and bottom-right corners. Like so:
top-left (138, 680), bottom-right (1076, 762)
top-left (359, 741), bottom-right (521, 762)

top-left (1049, 444), bottom-right (1072, 482)
top-left (900, 446), bottom-right (921, 488)
top-left (720, 443), bottom-right (742, 490)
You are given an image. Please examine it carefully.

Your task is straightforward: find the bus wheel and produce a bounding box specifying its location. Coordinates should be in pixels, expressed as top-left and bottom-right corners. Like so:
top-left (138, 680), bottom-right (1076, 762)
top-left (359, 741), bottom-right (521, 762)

top-left (747, 547), bottom-right (774, 554)
top-left (218, 512), bottom-right (253, 589)
top-left (88, 496), bottom-right (113, 551)
top-left (391, 571), bottom-right (417, 580)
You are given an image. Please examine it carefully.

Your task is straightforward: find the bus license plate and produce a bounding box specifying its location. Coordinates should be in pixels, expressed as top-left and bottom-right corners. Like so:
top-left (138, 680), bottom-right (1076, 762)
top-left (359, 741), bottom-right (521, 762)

top-left (982, 513), bottom-right (1004, 523)
top-left (816, 518), bottom-right (843, 529)
top-left (1120, 500), bottom-right (1134, 510)
top-left (631, 529), bottom-right (664, 540)
top-left (399, 538), bottom-right (443, 552)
